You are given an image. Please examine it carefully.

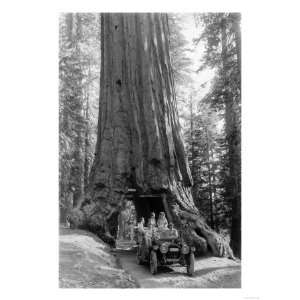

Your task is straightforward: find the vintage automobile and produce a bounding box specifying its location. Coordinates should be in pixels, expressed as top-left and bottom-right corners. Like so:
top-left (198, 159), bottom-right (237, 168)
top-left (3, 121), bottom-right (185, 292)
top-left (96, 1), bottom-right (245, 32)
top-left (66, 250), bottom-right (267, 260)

top-left (136, 227), bottom-right (195, 276)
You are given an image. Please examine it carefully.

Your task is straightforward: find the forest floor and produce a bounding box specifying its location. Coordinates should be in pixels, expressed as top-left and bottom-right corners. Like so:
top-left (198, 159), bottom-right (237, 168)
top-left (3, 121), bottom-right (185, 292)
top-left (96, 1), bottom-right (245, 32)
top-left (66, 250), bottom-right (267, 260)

top-left (59, 228), bottom-right (241, 288)
top-left (116, 241), bottom-right (241, 288)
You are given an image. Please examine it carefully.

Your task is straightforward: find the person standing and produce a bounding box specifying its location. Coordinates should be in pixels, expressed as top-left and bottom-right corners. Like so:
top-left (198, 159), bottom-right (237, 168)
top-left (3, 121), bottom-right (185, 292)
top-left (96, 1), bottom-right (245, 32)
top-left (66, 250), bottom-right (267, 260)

top-left (129, 218), bottom-right (136, 241)
top-left (147, 212), bottom-right (156, 229)
top-left (168, 222), bottom-right (178, 238)
top-left (157, 212), bottom-right (168, 229)
top-left (137, 217), bottom-right (145, 231)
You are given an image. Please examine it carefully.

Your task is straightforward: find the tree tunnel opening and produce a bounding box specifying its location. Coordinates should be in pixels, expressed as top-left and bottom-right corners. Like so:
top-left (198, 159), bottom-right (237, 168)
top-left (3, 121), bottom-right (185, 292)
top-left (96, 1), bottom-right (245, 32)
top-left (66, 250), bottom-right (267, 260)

top-left (133, 194), bottom-right (166, 223)
top-left (115, 193), bottom-right (173, 240)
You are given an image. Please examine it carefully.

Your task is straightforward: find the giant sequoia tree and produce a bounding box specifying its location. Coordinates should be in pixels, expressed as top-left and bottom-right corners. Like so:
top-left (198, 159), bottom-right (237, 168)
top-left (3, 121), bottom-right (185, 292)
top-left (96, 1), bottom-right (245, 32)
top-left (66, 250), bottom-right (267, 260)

top-left (80, 13), bottom-right (233, 258)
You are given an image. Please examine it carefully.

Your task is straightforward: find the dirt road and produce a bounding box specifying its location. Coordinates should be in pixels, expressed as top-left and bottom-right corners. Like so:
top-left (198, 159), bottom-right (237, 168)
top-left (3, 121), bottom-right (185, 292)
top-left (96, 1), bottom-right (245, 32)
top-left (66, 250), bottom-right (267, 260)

top-left (117, 247), bottom-right (241, 288)
top-left (59, 229), bottom-right (241, 288)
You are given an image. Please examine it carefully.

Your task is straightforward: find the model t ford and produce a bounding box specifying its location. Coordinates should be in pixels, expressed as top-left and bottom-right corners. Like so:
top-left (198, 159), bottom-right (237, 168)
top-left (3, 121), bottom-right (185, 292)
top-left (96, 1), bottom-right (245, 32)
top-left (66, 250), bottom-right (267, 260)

top-left (136, 223), bottom-right (195, 276)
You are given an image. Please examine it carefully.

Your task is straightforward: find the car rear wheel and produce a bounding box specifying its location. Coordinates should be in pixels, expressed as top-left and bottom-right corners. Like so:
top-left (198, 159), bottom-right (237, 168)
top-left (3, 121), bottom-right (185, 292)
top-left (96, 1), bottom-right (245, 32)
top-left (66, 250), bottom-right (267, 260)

top-left (187, 252), bottom-right (195, 276)
top-left (150, 251), bottom-right (158, 275)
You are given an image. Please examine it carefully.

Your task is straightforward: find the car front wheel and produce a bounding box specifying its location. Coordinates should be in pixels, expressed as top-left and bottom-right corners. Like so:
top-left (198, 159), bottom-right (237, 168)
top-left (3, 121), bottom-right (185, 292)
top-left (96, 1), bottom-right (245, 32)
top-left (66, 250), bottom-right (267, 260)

top-left (187, 252), bottom-right (195, 276)
top-left (150, 250), bottom-right (158, 275)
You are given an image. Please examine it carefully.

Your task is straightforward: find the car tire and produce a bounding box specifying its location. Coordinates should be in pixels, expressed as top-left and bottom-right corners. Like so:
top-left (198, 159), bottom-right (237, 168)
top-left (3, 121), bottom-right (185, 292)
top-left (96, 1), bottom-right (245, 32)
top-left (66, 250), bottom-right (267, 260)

top-left (187, 252), bottom-right (195, 276)
top-left (150, 251), bottom-right (158, 275)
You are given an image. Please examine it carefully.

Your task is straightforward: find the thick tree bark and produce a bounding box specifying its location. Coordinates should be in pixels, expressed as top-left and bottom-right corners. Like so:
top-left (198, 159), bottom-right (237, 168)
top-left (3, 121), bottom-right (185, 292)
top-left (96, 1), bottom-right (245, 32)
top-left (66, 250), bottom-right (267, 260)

top-left (80, 13), bottom-right (233, 257)
top-left (221, 17), bottom-right (241, 258)
top-left (230, 17), bottom-right (241, 258)
top-left (206, 128), bottom-right (215, 230)
top-left (172, 204), bottom-right (234, 258)
top-left (189, 98), bottom-right (196, 179)
top-left (70, 14), bottom-right (85, 207)
top-left (83, 92), bottom-right (90, 194)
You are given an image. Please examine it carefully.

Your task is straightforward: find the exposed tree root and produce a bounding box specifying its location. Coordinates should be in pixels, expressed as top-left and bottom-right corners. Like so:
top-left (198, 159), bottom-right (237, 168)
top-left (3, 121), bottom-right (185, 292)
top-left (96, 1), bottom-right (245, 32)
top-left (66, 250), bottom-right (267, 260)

top-left (172, 204), bottom-right (235, 259)
top-left (190, 229), bottom-right (208, 254)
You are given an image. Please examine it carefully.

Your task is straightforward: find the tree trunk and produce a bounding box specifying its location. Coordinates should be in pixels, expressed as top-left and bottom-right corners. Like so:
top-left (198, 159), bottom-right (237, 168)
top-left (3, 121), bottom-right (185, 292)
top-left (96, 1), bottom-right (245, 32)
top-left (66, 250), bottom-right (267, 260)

top-left (189, 97), bottom-right (195, 179)
top-left (205, 127), bottom-right (215, 230)
top-left (80, 13), bottom-right (233, 257)
top-left (83, 64), bottom-right (91, 194)
top-left (221, 17), bottom-right (241, 258)
top-left (231, 16), bottom-right (241, 258)
top-left (210, 149), bottom-right (219, 232)
top-left (70, 14), bottom-right (85, 207)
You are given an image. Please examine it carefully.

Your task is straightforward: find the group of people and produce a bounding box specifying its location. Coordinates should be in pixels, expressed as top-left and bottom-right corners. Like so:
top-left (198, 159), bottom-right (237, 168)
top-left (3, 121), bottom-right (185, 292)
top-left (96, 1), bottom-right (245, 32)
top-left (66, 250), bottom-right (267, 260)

top-left (117, 201), bottom-right (137, 241)
top-left (117, 208), bottom-right (181, 242)
top-left (137, 211), bottom-right (178, 237)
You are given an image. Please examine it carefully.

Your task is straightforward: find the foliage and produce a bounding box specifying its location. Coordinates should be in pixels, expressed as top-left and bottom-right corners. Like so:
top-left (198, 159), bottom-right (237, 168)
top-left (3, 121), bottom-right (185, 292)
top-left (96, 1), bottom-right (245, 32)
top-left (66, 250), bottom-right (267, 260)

top-left (59, 13), bottom-right (101, 222)
top-left (177, 14), bottom-right (241, 254)
top-left (193, 13), bottom-right (241, 256)
top-left (168, 14), bottom-right (193, 94)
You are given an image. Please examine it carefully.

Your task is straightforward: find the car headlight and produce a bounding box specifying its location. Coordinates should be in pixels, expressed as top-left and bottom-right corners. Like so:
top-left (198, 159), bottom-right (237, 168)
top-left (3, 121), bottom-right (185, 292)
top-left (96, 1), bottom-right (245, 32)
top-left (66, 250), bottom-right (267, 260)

top-left (160, 243), bottom-right (168, 253)
top-left (181, 244), bottom-right (190, 254)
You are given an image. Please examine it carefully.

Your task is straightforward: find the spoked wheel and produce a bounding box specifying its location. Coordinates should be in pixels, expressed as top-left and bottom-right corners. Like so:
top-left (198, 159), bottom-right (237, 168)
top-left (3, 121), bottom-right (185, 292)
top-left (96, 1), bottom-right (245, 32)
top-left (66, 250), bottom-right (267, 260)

top-left (150, 251), bottom-right (158, 275)
top-left (136, 246), bottom-right (143, 265)
top-left (187, 252), bottom-right (195, 276)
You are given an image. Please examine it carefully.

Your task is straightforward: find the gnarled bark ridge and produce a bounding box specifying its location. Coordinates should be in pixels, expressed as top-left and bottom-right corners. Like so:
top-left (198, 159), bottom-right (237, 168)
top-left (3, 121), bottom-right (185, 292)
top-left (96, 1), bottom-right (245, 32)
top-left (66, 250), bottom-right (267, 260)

top-left (78, 13), bottom-right (233, 257)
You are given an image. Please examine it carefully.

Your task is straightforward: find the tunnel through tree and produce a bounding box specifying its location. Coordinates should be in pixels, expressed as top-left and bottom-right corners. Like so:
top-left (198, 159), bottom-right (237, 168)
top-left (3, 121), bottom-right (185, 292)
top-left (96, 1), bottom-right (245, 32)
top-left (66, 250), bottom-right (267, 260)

top-left (132, 193), bottom-right (172, 224)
